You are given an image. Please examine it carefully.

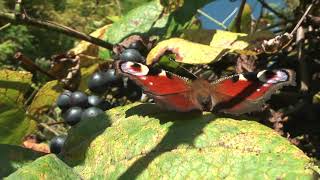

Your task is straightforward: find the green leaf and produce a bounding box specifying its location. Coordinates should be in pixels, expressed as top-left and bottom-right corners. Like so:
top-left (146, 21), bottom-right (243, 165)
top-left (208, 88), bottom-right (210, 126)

top-left (104, 1), bottom-right (164, 44)
top-left (27, 80), bottom-right (63, 122)
top-left (0, 144), bottom-right (44, 177)
top-left (0, 70), bottom-right (36, 144)
top-left (105, 0), bottom-right (210, 43)
top-left (284, 0), bottom-right (300, 10)
top-left (61, 103), bottom-right (319, 179)
top-left (5, 154), bottom-right (81, 180)
top-left (99, 0), bottom-right (213, 59)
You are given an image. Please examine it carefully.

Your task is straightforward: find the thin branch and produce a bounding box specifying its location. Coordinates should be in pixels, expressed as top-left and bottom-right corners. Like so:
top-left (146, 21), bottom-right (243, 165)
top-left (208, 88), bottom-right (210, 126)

top-left (46, 121), bottom-right (65, 126)
top-left (290, 4), bottom-right (313, 36)
top-left (234, 0), bottom-right (247, 32)
top-left (296, 26), bottom-right (309, 92)
top-left (0, 11), bottom-right (114, 50)
top-left (14, 52), bottom-right (57, 79)
top-left (39, 123), bottom-right (60, 136)
top-left (257, 0), bottom-right (288, 21)
top-left (0, 23), bottom-right (11, 31)
top-left (197, 9), bottom-right (227, 30)
top-left (222, 7), bottom-right (238, 25)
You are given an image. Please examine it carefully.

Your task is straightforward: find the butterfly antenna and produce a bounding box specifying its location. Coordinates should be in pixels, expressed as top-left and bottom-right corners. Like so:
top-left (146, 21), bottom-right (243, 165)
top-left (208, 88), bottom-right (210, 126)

top-left (168, 57), bottom-right (199, 79)
top-left (290, 4), bottom-right (313, 36)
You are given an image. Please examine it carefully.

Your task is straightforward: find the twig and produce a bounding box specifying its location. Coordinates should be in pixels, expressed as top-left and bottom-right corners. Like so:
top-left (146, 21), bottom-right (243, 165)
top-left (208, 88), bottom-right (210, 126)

top-left (296, 26), bottom-right (309, 91)
top-left (234, 0), bottom-right (247, 32)
top-left (46, 121), bottom-right (65, 126)
top-left (24, 88), bottom-right (38, 107)
top-left (0, 23), bottom-right (11, 31)
top-left (14, 52), bottom-right (57, 79)
top-left (222, 7), bottom-right (238, 25)
top-left (257, 0), bottom-right (288, 21)
top-left (0, 11), bottom-right (113, 50)
top-left (290, 4), bottom-right (313, 36)
top-left (39, 123), bottom-right (60, 136)
top-left (197, 9), bottom-right (227, 30)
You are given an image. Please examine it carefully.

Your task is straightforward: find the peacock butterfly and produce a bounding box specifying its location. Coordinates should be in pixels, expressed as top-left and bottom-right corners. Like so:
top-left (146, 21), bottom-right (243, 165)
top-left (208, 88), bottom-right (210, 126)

top-left (115, 61), bottom-right (296, 115)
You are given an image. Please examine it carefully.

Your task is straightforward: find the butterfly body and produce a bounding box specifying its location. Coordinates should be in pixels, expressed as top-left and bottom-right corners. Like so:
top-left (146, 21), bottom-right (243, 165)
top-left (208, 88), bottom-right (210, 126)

top-left (115, 61), bottom-right (295, 114)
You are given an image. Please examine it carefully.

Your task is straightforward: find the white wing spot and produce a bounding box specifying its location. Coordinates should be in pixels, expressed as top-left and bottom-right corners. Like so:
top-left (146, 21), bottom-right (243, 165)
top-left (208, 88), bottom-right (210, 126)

top-left (159, 71), bottom-right (167, 76)
top-left (149, 82), bottom-right (153, 85)
top-left (238, 74), bottom-right (247, 81)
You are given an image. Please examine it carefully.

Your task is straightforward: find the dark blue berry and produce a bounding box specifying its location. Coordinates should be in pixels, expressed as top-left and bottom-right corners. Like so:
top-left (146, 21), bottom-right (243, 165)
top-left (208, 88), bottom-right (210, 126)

top-left (62, 107), bottom-right (83, 126)
top-left (104, 69), bottom-right (122, 86)
top-left (49, 135), bottom-right (67, 154)
top-left (56, 91), bottom-right (72, 110)
top-left (81, 107), bottom-right (104, 120)
top-left (70, 91), bottom-right (88, 108)
top-left (119, 49), bottom-right (144, 62)
top-left (88, 71), bottom-right (109, 94)
top-left (88, 95), bottom-right (111, 110)
top-left (128, 41), bottom-right (147, 55)
top-left (88, 95), bottom-right (103, 106)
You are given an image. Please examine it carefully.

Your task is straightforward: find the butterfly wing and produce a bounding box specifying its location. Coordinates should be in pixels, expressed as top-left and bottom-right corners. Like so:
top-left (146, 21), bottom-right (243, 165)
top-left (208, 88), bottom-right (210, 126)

top-left (115, 61), bottom-right (201, 112)
top-left (210, 69), bottom-right (296, 114)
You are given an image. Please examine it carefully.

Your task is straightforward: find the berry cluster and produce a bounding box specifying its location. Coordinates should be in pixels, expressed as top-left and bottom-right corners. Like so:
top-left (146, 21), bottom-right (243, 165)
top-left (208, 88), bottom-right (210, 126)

top-left (49, 39), bottom-right (149, 154)
top-left (56, 90), bottom-right (108, 126)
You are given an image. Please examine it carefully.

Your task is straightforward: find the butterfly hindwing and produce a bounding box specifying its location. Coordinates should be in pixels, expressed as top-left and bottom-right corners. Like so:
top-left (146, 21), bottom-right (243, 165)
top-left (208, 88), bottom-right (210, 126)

top-left (210, 69), bottom-right (296, 114)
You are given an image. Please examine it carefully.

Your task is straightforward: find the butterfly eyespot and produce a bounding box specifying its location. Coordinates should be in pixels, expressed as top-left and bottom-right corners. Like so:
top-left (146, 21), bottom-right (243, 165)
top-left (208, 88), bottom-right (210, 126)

top-left (231, 75), bottom-right (240, 82)
top-left (243, 72), bottom-right (258, 81)
top-left (120, 61), bottom-right (149, 76)
top-left (257, 70), bottom-right (275, 82)
top-left (147, 67), bottom-right (162, 76)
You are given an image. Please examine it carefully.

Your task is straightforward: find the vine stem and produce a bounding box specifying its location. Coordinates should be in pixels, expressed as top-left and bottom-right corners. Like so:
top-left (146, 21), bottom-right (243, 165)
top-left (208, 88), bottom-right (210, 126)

top-left (0, 11), bottom-right (114, 50)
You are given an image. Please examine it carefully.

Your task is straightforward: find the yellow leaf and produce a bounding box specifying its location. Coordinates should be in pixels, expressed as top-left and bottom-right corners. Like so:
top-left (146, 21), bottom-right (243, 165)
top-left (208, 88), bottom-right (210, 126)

top-left (27, 81), bottom-right (63, 119)
top-left (146, 38), bottom-right (228, 65)
top-left (147, 30), bottom-right (275, 65)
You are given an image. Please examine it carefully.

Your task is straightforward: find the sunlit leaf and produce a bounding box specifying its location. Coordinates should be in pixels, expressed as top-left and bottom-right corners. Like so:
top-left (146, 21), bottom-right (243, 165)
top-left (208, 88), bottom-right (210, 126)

top-left (6, 154), bottom-right (80, 179)
top-left (27, 80), bottom-right (63, 122)
top-left (147, 30), bottom-right (274, 64)
top-left (146, 38), bottom-right (227, 65)
top-left (0, 70), bottom-right (36, 145)
top-left (61, 103), bottom-right (319, 179)
top-left (0, 144), bottom-right (44, 177)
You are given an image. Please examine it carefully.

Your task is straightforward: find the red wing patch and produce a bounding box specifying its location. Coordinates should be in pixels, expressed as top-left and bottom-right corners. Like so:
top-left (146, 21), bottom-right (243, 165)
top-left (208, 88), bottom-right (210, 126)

top-left (116, 61), bottom-right (191, 95)
top-left (115, 61), bottom-right (202, 112)
top-left (210, 69), bottom-right (296, 114)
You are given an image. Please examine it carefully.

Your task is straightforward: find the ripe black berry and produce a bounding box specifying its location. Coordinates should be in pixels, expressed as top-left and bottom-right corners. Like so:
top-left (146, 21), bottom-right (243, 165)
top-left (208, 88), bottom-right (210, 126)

top-left (81, 107), bottom-right (104, 120)
top-left (128, 41), bottom-right (147, 55)
top-left (62, 107), bottom-right (83, 126)
top-left (49, 135), bottom-right (67, 154)
top-left (119, 49), bottom-right (144, 62)
top-left (125, 80), bottom-right (142, 101)
top-left (88, 71), bottom-right (109, 94)
top-left (104, 69), bottom-right (122, 86)
top-left (70, 91), bottom-right (88, 108)
top-left (56, 90), bottom-right (72, 110)
top-left (88, 95), bottom-right (111, 111)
